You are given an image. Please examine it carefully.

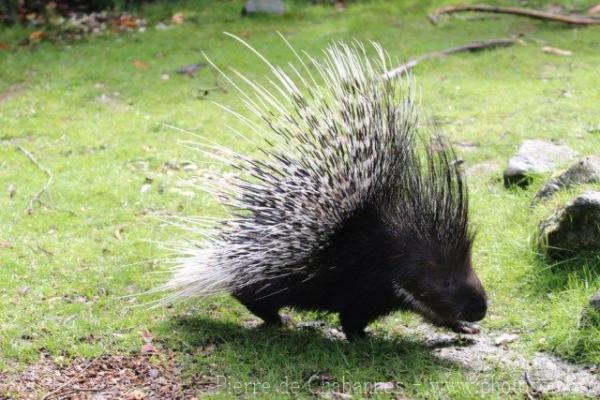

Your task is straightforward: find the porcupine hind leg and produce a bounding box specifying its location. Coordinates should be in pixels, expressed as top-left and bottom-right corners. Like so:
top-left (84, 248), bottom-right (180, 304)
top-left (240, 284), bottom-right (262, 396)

top-left (235, 296), bottom-right (289, 327)
top-left (340, 311), bottom-right (371, 340)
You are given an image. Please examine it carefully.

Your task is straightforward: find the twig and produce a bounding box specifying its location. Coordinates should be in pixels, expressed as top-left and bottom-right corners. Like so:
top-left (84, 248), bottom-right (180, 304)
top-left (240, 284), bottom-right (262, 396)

top-left (41, 355), bottom-right (103, 400)
top-left (27, 241), bottom-right (54, 257)
top-left (16, 145), bottom-right (53, 215)
top-left (57, 385), bottom-right (107, 399)
top-left (523, 371), bottom-right (542, 399)
top-left (197, 85), bottom-right (227, 97)
top-left (384, 38), bottom-right (516, 80)
top-left (429, 4), bottom-right (600, 25)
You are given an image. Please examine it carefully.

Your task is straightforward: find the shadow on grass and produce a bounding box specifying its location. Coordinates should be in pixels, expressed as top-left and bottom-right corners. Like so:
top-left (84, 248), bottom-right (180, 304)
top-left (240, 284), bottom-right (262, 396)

top-left (159, 315), bottom-right (470, 396)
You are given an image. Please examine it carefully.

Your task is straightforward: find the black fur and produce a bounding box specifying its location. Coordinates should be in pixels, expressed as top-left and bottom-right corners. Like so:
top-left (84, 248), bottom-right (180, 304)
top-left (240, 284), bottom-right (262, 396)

top-left (233, 138), bottom-right (487, 339)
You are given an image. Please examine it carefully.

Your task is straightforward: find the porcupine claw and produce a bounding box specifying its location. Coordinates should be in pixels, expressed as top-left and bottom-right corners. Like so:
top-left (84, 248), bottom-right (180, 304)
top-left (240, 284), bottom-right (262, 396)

top-left (447, 321), bottom-right (481, 334)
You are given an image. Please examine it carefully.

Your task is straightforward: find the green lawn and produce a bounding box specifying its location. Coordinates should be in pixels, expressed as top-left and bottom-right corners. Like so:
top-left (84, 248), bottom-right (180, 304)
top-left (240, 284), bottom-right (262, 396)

top-left (1, 0), bottom-right (599, 398)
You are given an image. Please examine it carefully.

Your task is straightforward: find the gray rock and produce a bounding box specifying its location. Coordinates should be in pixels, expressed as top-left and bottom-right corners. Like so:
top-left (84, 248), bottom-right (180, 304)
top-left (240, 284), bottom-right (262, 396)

top-left (503, 140), bottom-right (578, 187)
top-left (417, 326), bottom-right (600, 397)
top-left (243, 0), bottom-right (285, 15)
top-left (579, 290), bottom-right (600, 328)
top-left (539, 191), bottom-right (600, 258)
top-left (591, 291), bottom-right (600, 312)
top-left (533, 155), bottom-right (600, 205)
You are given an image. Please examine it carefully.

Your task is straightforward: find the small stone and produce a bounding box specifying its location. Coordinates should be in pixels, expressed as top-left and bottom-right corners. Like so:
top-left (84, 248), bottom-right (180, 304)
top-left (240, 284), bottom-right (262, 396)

top-left (503, 140), bottom-right (578, 187)
top-left (140, 183), bottom-right (152, 194)
top-left (331, 392), bottom-right (352, 400)
top-left (148, 368), bottom-right (159, 378)
top-left (539, 191), bottom-right (600, 258)
top-left (181, 162), bottom-right (198, 171)
top-left (373, 381), bottom-right (395, 391)
top-left (242, 0), bottom-right (285, 15)
top-left (533, 155), bottom-right (600, 205)
top-left (18, 286), bottom-right (31, 296)
top-left (155, 22), bottom-right (170, 30)
top-left (175, 63), bottom-right (206, 76)
top-left (494, 333), bottom-right (519, 346)
top-left (7, 183), bottom-right (16, 198)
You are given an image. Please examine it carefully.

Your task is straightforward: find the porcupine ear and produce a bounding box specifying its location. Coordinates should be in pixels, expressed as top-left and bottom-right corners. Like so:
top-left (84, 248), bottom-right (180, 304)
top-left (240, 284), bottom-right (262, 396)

top-left (388, 129), bottom-right (473, 266)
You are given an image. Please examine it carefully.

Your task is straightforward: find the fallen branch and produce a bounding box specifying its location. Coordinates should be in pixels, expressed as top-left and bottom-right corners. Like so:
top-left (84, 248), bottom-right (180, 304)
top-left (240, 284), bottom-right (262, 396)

top-left (16, 145), bottom-right (54, 215)
top-left (384, 38), bottom-right (516, 80)
top-left (429, 4), bottom-right (600, 25)
top-left (197, 84), bottom-right (227, 98)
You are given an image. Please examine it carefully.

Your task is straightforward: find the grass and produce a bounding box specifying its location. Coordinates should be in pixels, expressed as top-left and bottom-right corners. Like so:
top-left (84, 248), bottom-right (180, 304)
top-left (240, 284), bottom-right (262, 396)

top-left (1, 0), bottom-right (600, 398)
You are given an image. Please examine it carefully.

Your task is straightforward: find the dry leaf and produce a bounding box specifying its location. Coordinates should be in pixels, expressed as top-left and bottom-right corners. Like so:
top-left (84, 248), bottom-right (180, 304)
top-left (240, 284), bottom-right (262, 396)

top-left (141, 343), bottom-right (158, 354)
top-left (113, 15), bottom-right (139, 29)
top-left (127, 389), bottom-right (146, 400)
top-left (172, 12), bottom-right (185, 25)
top-left (587, 3), bottom-right (600, 16)
top-left (29, 31), bottom-right (46, 41)
top-left (133, 60), bottom-right (149, 69)
top-left (542, 46), bottom-right (572, 56)
top-left (0, 42), bottom-right (9, 50)
top-left (494, 333), bottom-right (519, 346)
top-left (335, 1), bottom-right (347, 12)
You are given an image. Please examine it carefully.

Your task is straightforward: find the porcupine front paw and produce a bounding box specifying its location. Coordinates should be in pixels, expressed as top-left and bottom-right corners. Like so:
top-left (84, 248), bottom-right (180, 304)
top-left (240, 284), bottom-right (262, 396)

top-left (446, 321), bottom-right (481, 334)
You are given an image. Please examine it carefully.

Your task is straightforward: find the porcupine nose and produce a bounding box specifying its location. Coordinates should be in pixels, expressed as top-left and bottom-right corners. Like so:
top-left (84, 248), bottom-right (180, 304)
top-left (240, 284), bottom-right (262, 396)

top-left (464, 295), bottom-right (487, 322)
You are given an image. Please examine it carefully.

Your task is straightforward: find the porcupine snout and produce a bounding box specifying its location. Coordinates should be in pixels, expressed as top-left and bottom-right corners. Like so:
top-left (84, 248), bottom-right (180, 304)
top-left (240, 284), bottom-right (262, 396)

top-left (461, 271), bottom-right (487, 322)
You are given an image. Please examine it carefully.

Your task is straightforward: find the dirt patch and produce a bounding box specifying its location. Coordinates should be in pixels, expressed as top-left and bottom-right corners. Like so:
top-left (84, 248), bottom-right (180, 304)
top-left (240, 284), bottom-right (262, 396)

top-left (453, 140), bottom-right (480, 152)
top-left (466, 161), bottom-right (500, 177)
top-left (295, 321), bottom-right (600, 398)
top-left (0, 82), bottom-right (27, 104)
top-left (0, 353), bottom-right (215, 400)
top-left (416, 327), bottom-right (600, 398)
top-left (96, 93), bottom-right (131, 112)
top-left (2, 326), bottom-right (598, 399)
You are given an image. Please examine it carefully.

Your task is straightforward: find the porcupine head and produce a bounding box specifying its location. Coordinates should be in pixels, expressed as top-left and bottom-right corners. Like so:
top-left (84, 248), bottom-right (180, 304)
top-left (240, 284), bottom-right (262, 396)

top-left (162, 35), bottom-right (487, 336)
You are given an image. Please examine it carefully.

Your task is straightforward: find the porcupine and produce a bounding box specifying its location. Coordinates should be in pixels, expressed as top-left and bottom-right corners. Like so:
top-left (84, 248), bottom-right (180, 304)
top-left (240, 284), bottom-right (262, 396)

top-left (162, 36), bottom-right (487, 339)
